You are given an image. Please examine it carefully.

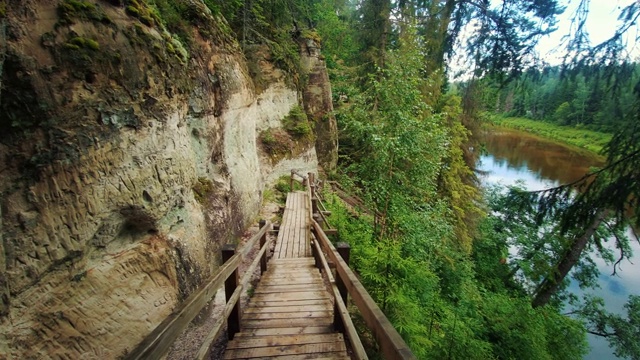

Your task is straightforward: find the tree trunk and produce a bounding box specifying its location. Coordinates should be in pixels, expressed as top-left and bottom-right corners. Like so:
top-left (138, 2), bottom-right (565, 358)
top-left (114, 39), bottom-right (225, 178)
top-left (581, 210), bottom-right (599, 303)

top-left (532, 210), bottom-right (607, 308)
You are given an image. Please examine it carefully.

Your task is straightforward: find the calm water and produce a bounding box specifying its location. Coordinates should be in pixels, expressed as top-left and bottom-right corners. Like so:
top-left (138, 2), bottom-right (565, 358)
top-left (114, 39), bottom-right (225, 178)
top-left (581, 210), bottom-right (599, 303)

top-left (479, 128), bottom-right (640, 360)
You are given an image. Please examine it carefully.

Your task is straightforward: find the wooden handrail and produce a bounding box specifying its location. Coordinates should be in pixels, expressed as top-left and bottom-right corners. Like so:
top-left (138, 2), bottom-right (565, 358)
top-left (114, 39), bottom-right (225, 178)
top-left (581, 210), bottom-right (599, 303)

top-left (311, 220), bottom-right (417, 360)
top-left (125, 221), bottom-right (272, 360)
top-left (311, 238), bottom-right (368, 360)
top-left (195, 222), bottom-right (272, 359)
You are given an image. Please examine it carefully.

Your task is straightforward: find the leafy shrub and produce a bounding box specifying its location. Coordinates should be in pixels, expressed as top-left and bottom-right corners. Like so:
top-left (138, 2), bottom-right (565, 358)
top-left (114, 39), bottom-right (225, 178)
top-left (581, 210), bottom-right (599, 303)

top-left (283, 106), bottom-right (313, 138)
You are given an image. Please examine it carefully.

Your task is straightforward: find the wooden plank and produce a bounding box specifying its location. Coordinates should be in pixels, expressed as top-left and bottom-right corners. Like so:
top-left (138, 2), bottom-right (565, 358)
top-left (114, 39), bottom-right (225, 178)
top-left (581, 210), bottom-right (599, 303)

top-left (257, 279), bottom-right (323, 287)
top-left (226, 333), bottom-right (344, 349)
top-left (263, 273), bottom-right (318, 280)
top-left (312, 220), bottom-right (416, 360)
top-left (238, 326), bottom-right (333, 337)
top-left (250, 291), bottom-right (329, 302)
top-left (259, 273), bottom-right (319, 281)
top-left (288, 193), bottom-right (298, 257)
top-left (283, 193), bottom-right (295, 258)
top-left (224, 341), bottom-right (347, 358)
top-left (241, 317), bottom-right (333, 328)
top-left (254, 284), bottom-right (323, 293)
top-left (243, 304), bottom-right (331, 314)
top-left (289, 192), bottom-right (300, 258)
top-left (279, 194), bottom-right (294, 259)
top-left (266, 355), bottom-right (350, 360)
top-left (274, 195), bottom-right (290, 259)
top-left (271, 258), bottom-right (315, 263)
top-left (227, 333), bottom-right (343, 349)
top-left (242, 310), bottom-right (332, 320)
top-left (291, 193), bottom-right (300, 258)
top-left (260, 270), bottom-right (318, 278)
top-left (249, 299), bottom-right (332, 307)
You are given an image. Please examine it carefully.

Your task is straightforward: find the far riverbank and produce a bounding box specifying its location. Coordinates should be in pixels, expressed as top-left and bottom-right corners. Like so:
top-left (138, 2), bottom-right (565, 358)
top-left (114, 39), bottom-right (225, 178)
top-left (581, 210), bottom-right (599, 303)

top-left (486, 115), bottom-right (611, 156)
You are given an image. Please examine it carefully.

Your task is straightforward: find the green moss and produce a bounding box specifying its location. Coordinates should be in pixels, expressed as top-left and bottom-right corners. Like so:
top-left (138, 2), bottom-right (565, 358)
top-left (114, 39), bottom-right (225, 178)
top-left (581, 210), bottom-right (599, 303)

top-left (57, 0), bottom-right (111, 26)
top-left (140, 15), bottom-right (155, 26)
top-left (67, 37), bottom-right (100, 51)
top-left (192, 177), bottom-right (214, 204)
top-left (125, 5), bottom-right (140, 16)
top-left (124, 0), bottom-right (159, 27)
top-left (63, 43), bottom-right (81, 50)
top-left (0, 2), bottom-right (6, 19)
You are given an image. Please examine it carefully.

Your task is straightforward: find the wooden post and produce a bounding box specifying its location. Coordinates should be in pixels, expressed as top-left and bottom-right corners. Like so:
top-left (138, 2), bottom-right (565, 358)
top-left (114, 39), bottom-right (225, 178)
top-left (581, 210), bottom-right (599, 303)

top-left (311, 240), bottom-right (322, 270)
top-left (290, 169), bottom-right (294, 191)
top-left (336, 243), bottom-right (350, 305)
top-left (308, 172), bottom-right (315, 195)
top-left (312, 197), bottom-right (319, 215)
top-left (334, 242), bottom-right (351, 332)
top-left (222, 244), bottom-right (240, 340)
top-left (259, 220), bottom-right (268, 274)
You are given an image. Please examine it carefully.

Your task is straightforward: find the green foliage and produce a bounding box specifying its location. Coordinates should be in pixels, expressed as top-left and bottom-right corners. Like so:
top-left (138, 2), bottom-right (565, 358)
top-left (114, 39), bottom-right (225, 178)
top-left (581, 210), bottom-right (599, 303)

top-left (57, 0), bottom-right (112, 25)
top-left (436, 94), bottom-right (483, 253)
top-left (488, 115), bottom-right (611, 154)
top-left (67, 37), bottom-right (100, 51)
top-left (578, 295), bottom-right (640, 359)
top-left (484, 63), bottom-right (640, 132)
top-left (554, 101), bottom-right (572, 124)
top-left (282, 106), bottom-right (313, 138)
top-left (325, 186), bottom-right (589, 359)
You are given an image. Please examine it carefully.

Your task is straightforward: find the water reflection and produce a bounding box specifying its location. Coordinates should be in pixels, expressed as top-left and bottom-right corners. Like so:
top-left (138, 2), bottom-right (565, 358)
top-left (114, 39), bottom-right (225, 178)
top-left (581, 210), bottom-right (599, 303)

top-left (482, 128), bottom-right (604, 185)
top-left (479, 127), bottom-right (638, 360)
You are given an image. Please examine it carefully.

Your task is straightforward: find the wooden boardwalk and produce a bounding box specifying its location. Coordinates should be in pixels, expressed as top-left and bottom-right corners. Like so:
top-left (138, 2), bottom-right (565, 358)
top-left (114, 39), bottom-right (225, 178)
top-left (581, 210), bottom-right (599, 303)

top-left (273, 191), bottom-right (311, 258)
top-left (223, 192), bottom-right (349, 359)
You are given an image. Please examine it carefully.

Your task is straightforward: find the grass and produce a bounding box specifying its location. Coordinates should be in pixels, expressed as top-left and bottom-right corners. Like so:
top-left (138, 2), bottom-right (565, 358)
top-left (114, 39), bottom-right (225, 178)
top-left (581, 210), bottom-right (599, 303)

top-left (488, 115), bottom-right (612, 155)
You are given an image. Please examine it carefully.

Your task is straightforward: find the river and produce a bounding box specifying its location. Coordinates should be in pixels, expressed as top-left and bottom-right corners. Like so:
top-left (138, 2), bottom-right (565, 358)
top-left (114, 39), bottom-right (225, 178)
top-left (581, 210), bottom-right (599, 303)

top-left (478, 128), bottom-right (640, 360)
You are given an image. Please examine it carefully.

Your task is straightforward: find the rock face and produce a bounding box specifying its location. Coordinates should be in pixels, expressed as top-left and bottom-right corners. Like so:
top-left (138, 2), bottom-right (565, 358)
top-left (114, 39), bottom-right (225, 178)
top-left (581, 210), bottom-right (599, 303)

top-left (0, 1), bottom-right (325, 358)
top-left (299, 36), bottom-right (338, 171)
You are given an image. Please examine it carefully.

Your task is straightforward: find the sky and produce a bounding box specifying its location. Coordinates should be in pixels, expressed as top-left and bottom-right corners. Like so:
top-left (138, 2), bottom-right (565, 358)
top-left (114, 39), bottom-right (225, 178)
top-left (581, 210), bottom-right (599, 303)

top-left (449, 0), bottom-right (640, 77)
top-left (537, 0), bottom-right (640, 64)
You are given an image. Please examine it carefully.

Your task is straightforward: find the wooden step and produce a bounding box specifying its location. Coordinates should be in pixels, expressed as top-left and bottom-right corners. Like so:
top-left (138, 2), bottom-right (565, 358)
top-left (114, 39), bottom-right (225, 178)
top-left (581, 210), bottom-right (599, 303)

top-left (224, 340), bottom-right (347, 359)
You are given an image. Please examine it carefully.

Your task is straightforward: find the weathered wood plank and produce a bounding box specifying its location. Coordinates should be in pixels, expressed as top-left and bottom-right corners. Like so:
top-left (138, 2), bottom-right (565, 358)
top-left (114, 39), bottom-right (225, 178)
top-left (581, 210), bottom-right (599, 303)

top-left (266, 355), bottom-right (351, 360)
top-left (250, 291), bottom-right (329, 302)
top-left (241, 317), bottom-right (333, 328)
top-left (224, 341), bottom-right (346, 358)
top-left (243, 310), bottom-right (333, 320)
top-left (271, 258), bottom-right (315, 263)
top-left (237, 326), bottom-right (333, 337)
top-left (254, 284), bottom-right (323, 293)
top-left (243, 304), bottom-right (331, 314)
top-left (226, 333), bottom-right (344, 349)
top-left (249, 299), bottom-right (332, 307)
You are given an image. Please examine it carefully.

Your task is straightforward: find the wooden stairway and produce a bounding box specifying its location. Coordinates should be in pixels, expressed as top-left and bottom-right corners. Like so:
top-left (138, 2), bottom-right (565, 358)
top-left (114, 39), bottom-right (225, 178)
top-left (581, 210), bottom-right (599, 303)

top-left (223, 257), bottom-right (350, 359)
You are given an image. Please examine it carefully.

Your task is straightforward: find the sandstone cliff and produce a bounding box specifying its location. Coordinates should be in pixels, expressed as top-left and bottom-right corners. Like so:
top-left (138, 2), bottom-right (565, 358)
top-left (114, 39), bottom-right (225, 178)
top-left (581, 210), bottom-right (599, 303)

top-left (0, 0), bottom-right (334, 357)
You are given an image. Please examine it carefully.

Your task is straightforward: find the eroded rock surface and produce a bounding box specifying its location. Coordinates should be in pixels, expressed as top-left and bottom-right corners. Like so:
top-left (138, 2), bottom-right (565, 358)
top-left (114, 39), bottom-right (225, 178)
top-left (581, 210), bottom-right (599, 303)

top-left (0, 0), bottom-right (322, 358)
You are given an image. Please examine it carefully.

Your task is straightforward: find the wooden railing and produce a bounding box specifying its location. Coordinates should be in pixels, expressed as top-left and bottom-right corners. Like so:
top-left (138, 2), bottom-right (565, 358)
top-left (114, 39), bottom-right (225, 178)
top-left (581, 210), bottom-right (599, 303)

top-left (125, 220), bottom-right (272, 360)
top-left (297, 171), bottom-right (416, 360)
